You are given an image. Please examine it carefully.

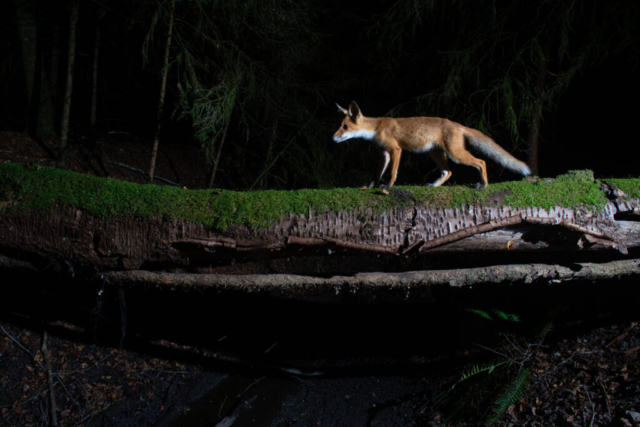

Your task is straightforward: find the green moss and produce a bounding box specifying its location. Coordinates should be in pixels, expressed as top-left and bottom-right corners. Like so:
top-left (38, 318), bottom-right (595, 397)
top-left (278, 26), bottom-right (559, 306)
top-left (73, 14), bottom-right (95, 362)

top-left (0, 163), bottom-right (624, 231)
top-left (604, 178), bottom-right (640, 199)
top-left (400, 170), bottom-right (608, 212)
top-left (0, 163), bottom-right (407, 229)
top-left (493, 171), bottom-right (607, 211)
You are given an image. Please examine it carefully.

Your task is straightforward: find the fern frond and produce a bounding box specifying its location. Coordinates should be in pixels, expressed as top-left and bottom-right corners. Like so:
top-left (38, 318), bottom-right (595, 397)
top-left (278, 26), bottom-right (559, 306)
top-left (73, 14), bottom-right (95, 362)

top-left (491, 309), bottom-right (521, 323)
top-left (450, 360), bottom-right (509, 391)
top-left (534, 320), bottom-right (554, 345)
top-left (466, 308), bottom-right (494, 321)
top-left (484, 368), bottom-right (531, 426)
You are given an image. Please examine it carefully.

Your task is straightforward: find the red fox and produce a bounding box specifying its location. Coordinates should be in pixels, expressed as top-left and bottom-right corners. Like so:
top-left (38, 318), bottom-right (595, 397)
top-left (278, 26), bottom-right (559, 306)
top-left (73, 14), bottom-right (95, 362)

top-left (333, 101), bottom-right (530, 190)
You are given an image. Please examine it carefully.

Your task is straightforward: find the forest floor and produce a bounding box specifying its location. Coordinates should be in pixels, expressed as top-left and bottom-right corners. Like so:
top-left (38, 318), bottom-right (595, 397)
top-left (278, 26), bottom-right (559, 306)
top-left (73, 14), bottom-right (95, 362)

top-left (1, 131), bottom-right (640, 426)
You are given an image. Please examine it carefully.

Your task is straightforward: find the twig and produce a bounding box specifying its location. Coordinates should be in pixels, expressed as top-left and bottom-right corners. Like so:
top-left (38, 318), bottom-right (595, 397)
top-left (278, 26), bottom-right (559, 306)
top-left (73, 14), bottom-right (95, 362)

top-left (240, 377), bottom-right (266, 396)
top-left (80, 404), bottom-right (111, 423)
top-left (42, 331), bottom-right (59, 427)
top-left (104, 160), bottom-right (181, 187)
top-left (56, 354), bottom-right (112, 375)
top-left (54, 374), bottom-right (81, 409)
top-left (39, 399), bottom-right (48, 426)
top-left (1, 326), bottom-right (46, 371)
top-left (218, 395), bottom-right (228, 417)
top-left (152, 365), bottom-right (166, 380)
top-left (264, 341), bottom-right (278, 354)
top-left (533, 351), bottom-right (600, 384)
top-left (598, 377), bottom-right (612, 421)
top-left (474, 343), bottom-right (513, 362)
top-left (584, 385), bottom-right (596, 427)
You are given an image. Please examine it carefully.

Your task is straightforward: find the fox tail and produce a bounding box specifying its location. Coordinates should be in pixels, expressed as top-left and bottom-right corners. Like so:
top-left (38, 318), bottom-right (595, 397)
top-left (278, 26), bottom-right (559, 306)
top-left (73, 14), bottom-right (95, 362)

top-left (465, 128), bottom-right (531, 176)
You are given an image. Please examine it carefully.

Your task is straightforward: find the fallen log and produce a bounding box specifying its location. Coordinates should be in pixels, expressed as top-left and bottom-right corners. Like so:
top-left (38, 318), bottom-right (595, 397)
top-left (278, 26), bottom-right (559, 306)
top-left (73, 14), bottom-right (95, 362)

top-left (100, 258), bottom-right (640, 301)
top-left (1, 164), bottom-right (640, 278)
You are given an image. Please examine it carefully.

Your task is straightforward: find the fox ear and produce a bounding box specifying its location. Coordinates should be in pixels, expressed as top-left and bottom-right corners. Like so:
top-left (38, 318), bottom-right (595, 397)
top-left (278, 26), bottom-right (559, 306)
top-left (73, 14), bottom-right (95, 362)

top-left (336, 103), bottom-right (348, 115)
top-left (348, 101), bottom-right (361, 121)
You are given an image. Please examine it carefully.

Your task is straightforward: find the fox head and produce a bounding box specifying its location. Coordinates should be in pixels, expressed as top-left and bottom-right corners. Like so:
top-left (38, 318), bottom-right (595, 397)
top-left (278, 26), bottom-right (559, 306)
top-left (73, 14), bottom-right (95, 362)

top-left (333, 101), bottom-right (376, 143)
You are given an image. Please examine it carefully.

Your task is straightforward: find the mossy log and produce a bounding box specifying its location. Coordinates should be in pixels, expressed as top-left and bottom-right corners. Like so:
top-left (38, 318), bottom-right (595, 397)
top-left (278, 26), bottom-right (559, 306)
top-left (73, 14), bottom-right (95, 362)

top-left (2, 164), bottom-right (640, 286)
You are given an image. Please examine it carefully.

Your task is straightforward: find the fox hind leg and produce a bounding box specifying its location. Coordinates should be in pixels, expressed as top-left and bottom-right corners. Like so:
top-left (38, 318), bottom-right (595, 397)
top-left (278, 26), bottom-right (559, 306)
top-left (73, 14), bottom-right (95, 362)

top-left (447, 150), bottom-right (488, 189)
top-left (445, 133), bottom-right (488, 189)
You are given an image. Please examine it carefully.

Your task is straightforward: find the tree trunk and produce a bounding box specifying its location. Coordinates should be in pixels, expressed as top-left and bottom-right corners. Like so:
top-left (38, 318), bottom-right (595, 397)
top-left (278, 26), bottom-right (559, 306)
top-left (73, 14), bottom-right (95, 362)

top-left (58, 0), bottom-right (80, 168)
top-left (34, 22), bottom-right (60, 142)
top-left (90, 9), bottom-right (105, 140)
top-left (148, 0), bottom-right (176, 184)
top-left (207, 111), bottom-right (232, 188)
top-left (526, 45), bottom-right (549, 176)
top-left (12, 0), bottom-right (37, 129)
top-left (36, 55), bottom-right (57, 141)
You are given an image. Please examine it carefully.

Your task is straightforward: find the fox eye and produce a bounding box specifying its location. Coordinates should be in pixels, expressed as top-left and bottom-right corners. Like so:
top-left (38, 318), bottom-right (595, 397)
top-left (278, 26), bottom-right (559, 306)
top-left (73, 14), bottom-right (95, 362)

top-left (343, 124), bottom-right (349, 130)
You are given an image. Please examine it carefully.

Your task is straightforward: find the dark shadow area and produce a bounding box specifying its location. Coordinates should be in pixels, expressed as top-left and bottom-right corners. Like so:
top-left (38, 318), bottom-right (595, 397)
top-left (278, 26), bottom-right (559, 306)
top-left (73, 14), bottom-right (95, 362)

top-left (2, 265), bottom-right (639, 426)
top-left (2, 266), bottom-right (639, 370)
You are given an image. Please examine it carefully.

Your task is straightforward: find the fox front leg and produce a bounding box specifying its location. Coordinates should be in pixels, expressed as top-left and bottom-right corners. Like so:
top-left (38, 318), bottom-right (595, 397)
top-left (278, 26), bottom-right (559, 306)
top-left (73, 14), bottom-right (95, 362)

top-left (368, 150), bottom-right (390, 188)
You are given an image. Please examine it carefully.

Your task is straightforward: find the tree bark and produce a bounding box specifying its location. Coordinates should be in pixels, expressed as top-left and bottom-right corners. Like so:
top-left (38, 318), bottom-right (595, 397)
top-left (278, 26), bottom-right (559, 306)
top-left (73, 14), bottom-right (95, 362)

top-left (58, 0), bottom-right (80, 168)
top-left (148, 0), bottom-right (176, 183)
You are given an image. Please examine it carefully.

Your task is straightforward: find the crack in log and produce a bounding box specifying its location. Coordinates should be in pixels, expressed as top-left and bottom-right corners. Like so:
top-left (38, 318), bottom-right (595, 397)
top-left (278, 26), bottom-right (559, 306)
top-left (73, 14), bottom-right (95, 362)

top-left (400, 193), bottom-right (422, 255)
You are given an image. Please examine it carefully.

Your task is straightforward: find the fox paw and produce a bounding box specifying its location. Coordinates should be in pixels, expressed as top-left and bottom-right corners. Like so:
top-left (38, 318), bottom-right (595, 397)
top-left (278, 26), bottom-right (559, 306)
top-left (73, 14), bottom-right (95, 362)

top-left (366, 181), bottom-right (387, 189)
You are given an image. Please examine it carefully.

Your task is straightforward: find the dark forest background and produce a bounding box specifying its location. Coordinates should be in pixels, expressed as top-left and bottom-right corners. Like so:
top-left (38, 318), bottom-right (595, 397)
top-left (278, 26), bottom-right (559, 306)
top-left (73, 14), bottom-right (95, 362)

top-left (1, 0), bottom-right (639, 190)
